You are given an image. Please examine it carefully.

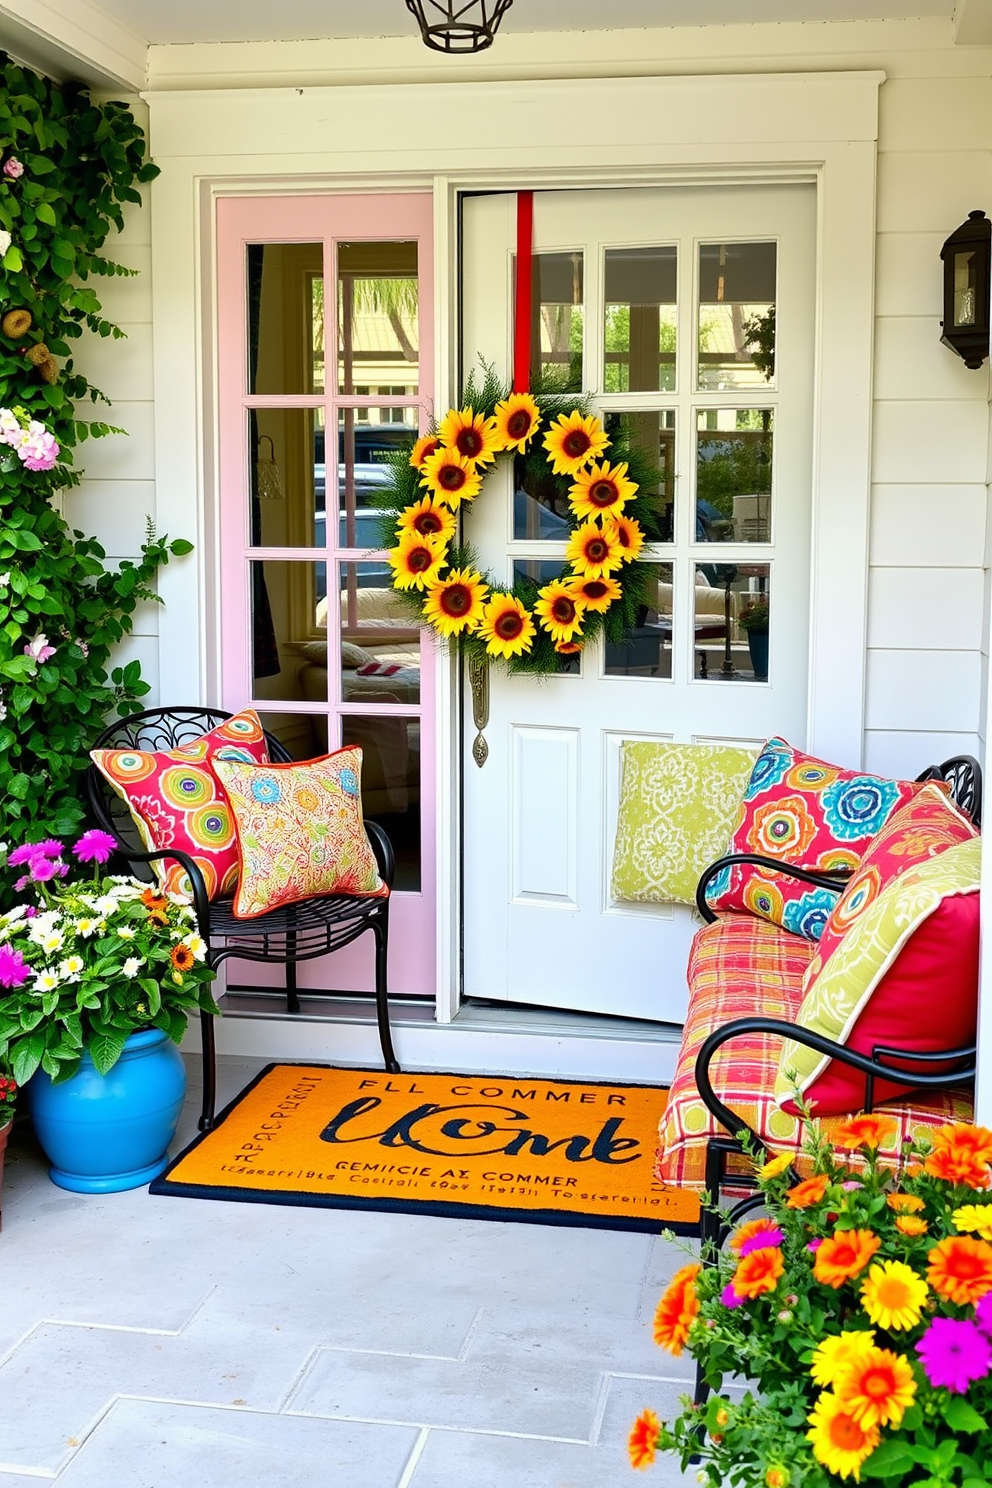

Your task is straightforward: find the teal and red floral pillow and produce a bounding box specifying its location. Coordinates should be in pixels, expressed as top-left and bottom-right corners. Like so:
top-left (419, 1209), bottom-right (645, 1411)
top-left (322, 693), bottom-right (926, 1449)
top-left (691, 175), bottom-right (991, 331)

top-left (705, 738), bottom-right (928, 940)
top-left (90, 709), bottom-right (270, 900)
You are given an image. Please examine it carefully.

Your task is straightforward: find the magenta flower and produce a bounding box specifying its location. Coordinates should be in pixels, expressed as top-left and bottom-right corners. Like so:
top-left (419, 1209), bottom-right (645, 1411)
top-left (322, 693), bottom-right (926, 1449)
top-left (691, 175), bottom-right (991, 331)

top-left (72, 829), bottom-right (116, 866)
top-left (917, 1317), bottom-right (992, 1394)
top-left (24, 634), bottom-right (56, 663)
top-left (34, 839), bottom-right (65, 859)
top-left (23, 906), bottom-right (36, 919)
top-left (13, 874), bottom-right (29, 892)
top-left (739, 1227), bottom-right (784, 1257)
top-left (3, 157), bottom-right (24, 179)
top-left (807, 1238), bottom-right (824, 1253)
top-left (720, 1282), bottom-right (746, 1310)
top-left (976, 1293), bottom-right (992, 1337)
top-left (0, 944), bottom-right (30, 988)
top-left (7, 843), bottom-right (40, 867)
top-left (28, 856), bottom-right (60, 883)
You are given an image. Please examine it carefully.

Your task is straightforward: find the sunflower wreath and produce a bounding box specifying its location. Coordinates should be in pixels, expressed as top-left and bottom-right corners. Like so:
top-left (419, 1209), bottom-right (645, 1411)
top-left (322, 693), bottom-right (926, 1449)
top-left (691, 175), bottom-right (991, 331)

top-left (376, 367), bottom-right (663, 676)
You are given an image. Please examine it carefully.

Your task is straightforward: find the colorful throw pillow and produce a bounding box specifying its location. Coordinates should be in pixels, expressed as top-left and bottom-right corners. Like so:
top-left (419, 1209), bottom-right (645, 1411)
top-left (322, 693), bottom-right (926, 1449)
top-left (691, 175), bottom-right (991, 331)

top-left (213, 747), bottom-right (388, 920)
top-left (705, 737), bottom-right (926, 940)
top-left (775, 832), bottom-right (981, 1118)
top-left (90, 709), bottom-right (270, 900)
top-left (611, 741), bottom-right (757, 905)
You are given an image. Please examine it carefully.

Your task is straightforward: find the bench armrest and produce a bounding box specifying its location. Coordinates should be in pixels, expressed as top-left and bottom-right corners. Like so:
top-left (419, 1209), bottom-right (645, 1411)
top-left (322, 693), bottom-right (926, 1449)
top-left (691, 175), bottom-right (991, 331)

top-left (693, 1015), bottom-right (976, 1155)
top-left (695, 853), bottom-right (852, 924)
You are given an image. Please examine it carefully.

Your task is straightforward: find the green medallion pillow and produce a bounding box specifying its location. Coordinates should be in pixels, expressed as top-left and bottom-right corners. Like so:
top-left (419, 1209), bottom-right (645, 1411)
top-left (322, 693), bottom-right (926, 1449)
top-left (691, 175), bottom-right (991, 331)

top-left (611, 741), bottom-right (757, 906)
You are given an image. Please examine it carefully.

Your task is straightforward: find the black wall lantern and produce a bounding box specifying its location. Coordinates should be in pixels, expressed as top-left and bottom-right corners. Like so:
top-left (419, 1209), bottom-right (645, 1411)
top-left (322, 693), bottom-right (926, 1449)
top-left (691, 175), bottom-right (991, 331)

top-left (405, 0), bottom-right (513, 53)
top-left (940, 209), bottom-right (991, 369)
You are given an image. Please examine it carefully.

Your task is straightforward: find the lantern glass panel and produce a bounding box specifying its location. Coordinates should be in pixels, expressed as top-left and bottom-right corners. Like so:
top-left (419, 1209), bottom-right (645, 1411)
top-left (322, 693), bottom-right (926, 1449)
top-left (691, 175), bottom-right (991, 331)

top-left (954, 250), bottom-right (977, 327)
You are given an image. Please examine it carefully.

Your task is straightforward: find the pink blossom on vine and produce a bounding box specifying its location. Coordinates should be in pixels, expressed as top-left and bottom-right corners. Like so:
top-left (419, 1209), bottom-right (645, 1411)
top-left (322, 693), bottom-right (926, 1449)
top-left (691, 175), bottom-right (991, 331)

top-left (18, 423), bottom-right (59, 472)
top-left (23, 634), bottom-right (56, 663)
top-left (3, 157), bottom-right (24, 178)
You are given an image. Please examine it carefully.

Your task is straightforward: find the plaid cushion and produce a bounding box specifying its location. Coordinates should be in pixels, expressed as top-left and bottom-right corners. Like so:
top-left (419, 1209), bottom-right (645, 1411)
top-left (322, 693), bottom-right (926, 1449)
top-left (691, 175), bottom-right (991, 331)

top-left (656, 915), bottom-right (974, 1190)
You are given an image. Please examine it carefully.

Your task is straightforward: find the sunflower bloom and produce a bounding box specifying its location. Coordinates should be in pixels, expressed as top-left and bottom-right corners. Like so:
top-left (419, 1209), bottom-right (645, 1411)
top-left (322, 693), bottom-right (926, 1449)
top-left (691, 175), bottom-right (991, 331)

top-left (568, 459), bottom-right (637, 521)
top-left (533, 581), bottom-right (586, 644)
top-left (170, 943), bottom-right (195, 973)
top-left (477, 593), bottom-right (536, 660)
top-left (387, 532), bottom-right (447, 591)
top-left (543, 410), bottom-right (609, 475)
top-left (785, 1173), bottom-right (830, 1209)
top-left (814, 1230), bottom-right (881, 1289)
top-left (732, 1246), bottom-right (785, 1299)
top-left (758, 1152), bottom-right (793, 1181)
top-left (834, 1346), bottom-right (917, 1429)
top-left (953, 1203), bottom-right (992, 1240)
top-left (147, 908), bottom-right (169, 927)
top-left (652, 1263), bottom-right (701, 1355)
top-left (927, 1235), bottom-right (992, 1305)
top-left (627, 1408), bottom-right (660, 1470)
top-left (420, 447), bottom-right (483, 508)
top-left (807, 1393), bottom-right (880, 1481)
top-left (396, 496), bottom-right (457, 544)
top-left (895, 1215), bottom-right (929, 1238)
top-left (555, 638), bottom-right (584, 656)
top-left (810, 1330), bottom-right (876, 1388)
top-left (422, 568), bottom-right (489, 636)
top-left (566, 521), bottom-right (624, 579)
top-left (409, 433), bottom-right (440, 469)
top-left (860, 1260), bottom-right (929, 1330)
top-left (437, 406), bottom-right (501, 466)
top-left (605, 513), bottom-right (645, 563)
top-left (565, 574), bottom-right (622, 613)
top-left (832, 1114), bottom-right (899, 1151)
top-left (493, 392), bottom-right (541, 452)
top-left (886, 1193), bottom-right (925, 1214)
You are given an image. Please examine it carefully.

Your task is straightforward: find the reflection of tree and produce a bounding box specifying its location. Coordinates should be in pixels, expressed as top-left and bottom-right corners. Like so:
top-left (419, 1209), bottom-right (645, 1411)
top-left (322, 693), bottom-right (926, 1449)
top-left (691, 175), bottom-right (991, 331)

top-left (312, 275), bottom-right (419, 368)
top-left (696, 413), bottom-right (772, 521)
top-left (603, 305), bottom-right (678, 393)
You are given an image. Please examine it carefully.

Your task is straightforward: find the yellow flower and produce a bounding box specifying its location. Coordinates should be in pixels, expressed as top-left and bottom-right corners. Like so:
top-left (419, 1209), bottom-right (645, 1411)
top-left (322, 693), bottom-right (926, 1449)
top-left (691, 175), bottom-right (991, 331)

top-left (420, 447), bottom-right (483, 508)
top-left (953, 1203), bottom-right (992, 1241)
top-left (886, 1193), bottom-right (925, 1214)
top-left (409, 433), bottom-right (440, 469)
top-left (806, 1392), bottom-right (880, 1481)
top-left (834, 1345), bottom-right (917, 1429)
top-left (758, 1152), bottom-right (793, 1180)
top-left (493, 392), bottom-right (541, 452)
top-left (859, 1260), bottom-right (928, 1331)
top-left (565, 574), bottom-right (622, 613)
top-left (437, 406), bottom-right (500, 466)
top-left (568, 459), bottom-right (637, 521)
top-left (895, 1216), bottom-right (928, 1238)
top-left (396, 496), bottom-right (457, 545)
top-left (543, 410), bottom-right (609, 475)
top-left (477, 593), bottom-right (536, 659)
top-left (566, 521), bottom-right (624, 579)
top-left (386, 532), bottom-right (447, 591)
top-left (810, 1331), bottom-right (876, 1388)
top-left (605, 513), bottom-right (644, 563)
top-left (533, 580), bottom-right (586, 645)
top-left (422, 568), bottom-right (489, 636)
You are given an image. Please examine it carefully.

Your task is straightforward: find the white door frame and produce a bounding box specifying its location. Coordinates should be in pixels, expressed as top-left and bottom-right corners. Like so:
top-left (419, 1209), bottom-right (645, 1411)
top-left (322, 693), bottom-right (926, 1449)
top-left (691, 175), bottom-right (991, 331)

top-left (146, 69), bottom-right (882, 1023)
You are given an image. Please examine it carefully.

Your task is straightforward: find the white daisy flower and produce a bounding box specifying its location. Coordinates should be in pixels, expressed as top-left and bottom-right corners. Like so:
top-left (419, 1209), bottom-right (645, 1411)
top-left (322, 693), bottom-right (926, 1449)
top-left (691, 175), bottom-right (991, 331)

top-left (39, 930), bottom-right (65, 955)
top-left (32, 970), bottom-right (61, 993)
top-left (182, 934), bottom-right (207, 963)
top-left (74, 918), bottom-right (105, 939)
top-left (117, 926), bottom-right (136, 940)
top-left (59, 955), bottom-right (85, 979)
top-left (122, 956), bottom-right (144, 977)
top-left (94, 894), bottom-right (121, 917)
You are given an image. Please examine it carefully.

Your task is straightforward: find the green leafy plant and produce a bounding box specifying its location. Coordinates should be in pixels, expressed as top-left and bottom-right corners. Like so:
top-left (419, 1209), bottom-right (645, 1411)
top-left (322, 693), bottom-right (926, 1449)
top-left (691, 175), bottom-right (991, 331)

top-left (0, 55), bottom-right (190, 853)
top-left (738, 599), bottom-right (770, 633)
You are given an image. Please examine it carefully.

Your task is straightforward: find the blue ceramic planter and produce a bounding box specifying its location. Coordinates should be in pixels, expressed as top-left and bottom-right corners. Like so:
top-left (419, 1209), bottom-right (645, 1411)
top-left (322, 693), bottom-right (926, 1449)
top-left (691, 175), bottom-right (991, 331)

top-left (29, 1028), bottom-right (186, 1193)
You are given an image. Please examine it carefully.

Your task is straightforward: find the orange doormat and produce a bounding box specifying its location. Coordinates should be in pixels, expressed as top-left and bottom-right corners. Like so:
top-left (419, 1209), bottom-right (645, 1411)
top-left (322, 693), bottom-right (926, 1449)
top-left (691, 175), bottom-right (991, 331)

top-left (151, 1064), bottom-right (700, 1234)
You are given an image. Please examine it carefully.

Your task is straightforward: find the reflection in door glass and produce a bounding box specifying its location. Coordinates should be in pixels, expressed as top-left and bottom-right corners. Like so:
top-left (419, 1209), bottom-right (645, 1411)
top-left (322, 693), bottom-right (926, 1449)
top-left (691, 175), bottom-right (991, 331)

top-left (604, 246), bottom-right (677, 392)
top-left (250, 560), bottom-right (326, 701)
top-left (511, 561), bottom-right (581, 673)
top-left (514, 251), bottom-right (584, 392)
top-left (697, 241), bottom-right (776, 390)
top-left (257, 711), bottom-right (331, 763)
top-left (342, 715), bottom-right (421, 892)
top-left (338, 240), bottom-right (419, 397)
top-left (339, 562), bottom-right (421, 705)
top-left (604, 563), bottom-right (674, 679)
top-left (696, 409), bottom-right (773, 543)
top-left (337, 406), bottom-right (419, 550)
top-left (694, 562), bottom-right (770, 682)
top-left (247, 243), bottom-right (324, 395)
top-left (249, 408), bottom-right (322, 549)
top-left (604, 411), bottom-right (675, 543)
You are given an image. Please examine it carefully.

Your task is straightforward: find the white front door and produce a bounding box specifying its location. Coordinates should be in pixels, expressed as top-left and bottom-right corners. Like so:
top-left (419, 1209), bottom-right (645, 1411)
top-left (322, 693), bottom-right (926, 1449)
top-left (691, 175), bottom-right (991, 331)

top-left (461, 185), bottom-right (816, 1022)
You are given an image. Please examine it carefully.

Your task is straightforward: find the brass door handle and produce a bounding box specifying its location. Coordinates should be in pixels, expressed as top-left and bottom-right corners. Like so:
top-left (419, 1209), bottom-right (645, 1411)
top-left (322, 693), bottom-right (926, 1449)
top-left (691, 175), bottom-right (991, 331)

top-left (467, 652), bottom-right (489, 768)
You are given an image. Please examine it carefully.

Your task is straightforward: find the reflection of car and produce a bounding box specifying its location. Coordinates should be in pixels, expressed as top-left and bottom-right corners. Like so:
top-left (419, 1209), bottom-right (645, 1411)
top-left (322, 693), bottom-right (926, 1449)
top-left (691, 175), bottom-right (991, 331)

top-left (313, 424), bottom-right (411, 591)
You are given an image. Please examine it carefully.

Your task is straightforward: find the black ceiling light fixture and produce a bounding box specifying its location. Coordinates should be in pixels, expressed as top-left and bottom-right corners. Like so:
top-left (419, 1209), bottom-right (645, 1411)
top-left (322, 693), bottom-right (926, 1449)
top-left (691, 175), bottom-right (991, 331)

top-left (405, 0), bottom-right (513, 53)
top-left (940, 210), bottom-right (991, 370)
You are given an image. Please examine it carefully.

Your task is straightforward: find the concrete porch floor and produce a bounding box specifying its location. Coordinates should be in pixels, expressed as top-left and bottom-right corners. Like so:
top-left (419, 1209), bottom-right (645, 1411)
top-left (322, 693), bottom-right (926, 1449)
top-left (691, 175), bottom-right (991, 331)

top-left (0, 1056), bottom-right (699, 1487)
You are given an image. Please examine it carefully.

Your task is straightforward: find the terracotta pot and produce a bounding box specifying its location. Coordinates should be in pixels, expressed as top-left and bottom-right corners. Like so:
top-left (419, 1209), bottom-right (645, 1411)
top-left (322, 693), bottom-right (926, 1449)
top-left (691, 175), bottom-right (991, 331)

top-left (0, 1117), bottom-right (10, 1233)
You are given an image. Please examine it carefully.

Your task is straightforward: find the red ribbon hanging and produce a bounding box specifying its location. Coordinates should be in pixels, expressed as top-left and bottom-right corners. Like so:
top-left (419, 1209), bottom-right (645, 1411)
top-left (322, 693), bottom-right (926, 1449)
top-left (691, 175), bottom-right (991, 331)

top-left (513, 190), bottom-right (534, 394)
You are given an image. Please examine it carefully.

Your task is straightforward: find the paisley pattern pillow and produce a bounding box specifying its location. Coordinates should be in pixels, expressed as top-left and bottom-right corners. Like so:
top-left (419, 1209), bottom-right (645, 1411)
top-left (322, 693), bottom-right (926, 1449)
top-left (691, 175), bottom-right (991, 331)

top-left (90, 710), bottom-right (270, 900)
top-left (611, 741), bottom-right (757, 905)
top-left (705, 737), bottom-right (926, 940)
top-left (213, 747), bottom-right (388, 920)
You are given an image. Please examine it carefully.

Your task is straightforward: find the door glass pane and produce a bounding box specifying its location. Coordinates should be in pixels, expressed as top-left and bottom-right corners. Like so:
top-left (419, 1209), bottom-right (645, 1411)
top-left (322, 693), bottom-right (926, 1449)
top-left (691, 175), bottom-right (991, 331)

top-left (249, 408), bottom-right (322, 548)
top-left (342, 715), bottom-right (421, 892)
top-left (511, 560), bottom-right (581, 673)
top-left (604, 410), bottom-right (675, 543)
top-left (339, 563), bottom-right (421, 704)
top-left (514, 250), bottom-right (584, 392)
top-left (694, 562), bottom-right (770, 682)
top-left (604, 246), bottom-right (677, 392)
top-left (697, 241), bottom-right (776, 390)
top-left (512, 453), bottom-right (574, 541)
top-left (256, 710), bottom-right (329, 761)
top-left (250, 561), bottom-right (326, 701)
top-left (696, 409), bottom-right (773, 543)
top-left (338, 241), bottom-right (419, 396)
top-left (337, 406), bottom-right (420, 550)
top-left (604, 563), bottom-right (674, 679)
top-left (247, 243), bottom-right (324, 395)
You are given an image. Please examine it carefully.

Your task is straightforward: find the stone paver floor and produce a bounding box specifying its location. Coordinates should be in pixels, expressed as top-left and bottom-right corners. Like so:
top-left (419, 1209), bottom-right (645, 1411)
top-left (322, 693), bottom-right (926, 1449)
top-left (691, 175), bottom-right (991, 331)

top-left (0, 1056), bottom-right (699, 1487)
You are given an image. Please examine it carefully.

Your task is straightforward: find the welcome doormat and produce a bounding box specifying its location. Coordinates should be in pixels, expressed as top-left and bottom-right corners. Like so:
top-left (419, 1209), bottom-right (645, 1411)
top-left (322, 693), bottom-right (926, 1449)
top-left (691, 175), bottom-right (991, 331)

top-left (151, 1064), bottom-right (700, 1234)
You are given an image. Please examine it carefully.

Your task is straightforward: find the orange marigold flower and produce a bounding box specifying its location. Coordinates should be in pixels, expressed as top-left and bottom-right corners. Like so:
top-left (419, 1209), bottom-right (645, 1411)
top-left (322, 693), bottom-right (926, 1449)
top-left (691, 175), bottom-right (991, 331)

top-left (147, 908), bottom-right (169, 927)
top-left (895, 1215), bottom-right (929, 1238)
top-left (628, 1408), bottom-right (660, 1470)
top-left (813, 1229), bottom-right (881, 1289)
top-left (924, 1148), bottom-right (992, 1190)
top-left (732, 1246), bottom-right (785, 1299)
top-left (831, 1114), bottom-right (898, 1151)
top-left (886, 1193), bottom-right (925, 1214)
top-left (170, 943), bottom-right (195, 973)
top-left (730, 1216), bottom-right (783, 1254)
top-left (652, 1263), bottom-right (701, 1355)
top-left (786, 1173), bottom-right (830, 1209)
top-left (933, 1123), bottom-right (992, 1165)
top-left (927, 1235), bottom-right (992, 1305)
top-left (141, 888), bottom-right (169, 911)
top-left (834, 1346), bottom-right (917, 1430)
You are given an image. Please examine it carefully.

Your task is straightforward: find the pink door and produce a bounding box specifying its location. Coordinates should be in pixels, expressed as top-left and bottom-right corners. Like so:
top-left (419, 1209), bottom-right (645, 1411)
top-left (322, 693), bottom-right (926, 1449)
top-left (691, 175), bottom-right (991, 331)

top-left (216, 194), bottom-right (435, 996)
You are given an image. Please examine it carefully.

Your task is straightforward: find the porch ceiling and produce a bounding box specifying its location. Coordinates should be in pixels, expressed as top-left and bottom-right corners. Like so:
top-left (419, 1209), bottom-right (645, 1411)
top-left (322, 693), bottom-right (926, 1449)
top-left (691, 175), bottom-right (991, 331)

top-left (88, 0), bottom-right (954, 47)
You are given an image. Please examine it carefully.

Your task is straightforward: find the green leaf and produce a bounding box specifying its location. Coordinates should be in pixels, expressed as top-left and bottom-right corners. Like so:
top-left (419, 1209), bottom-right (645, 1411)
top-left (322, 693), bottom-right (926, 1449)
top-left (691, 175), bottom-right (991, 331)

top-left (87, 1027), bottom-right (128, 1076)
top-left (943, 1398), bottom-right (988, 1434)
top-left (11, 1029), bottom-right (46, 1085)
top-left (35, 201), bottom-right (57, 227)
top-left (860, 1440), bottom-right (918, 1479)
top-left (2, 244), bottom-right (23, 272)
top-left (169, 538), bottom-right (194, 556)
